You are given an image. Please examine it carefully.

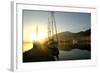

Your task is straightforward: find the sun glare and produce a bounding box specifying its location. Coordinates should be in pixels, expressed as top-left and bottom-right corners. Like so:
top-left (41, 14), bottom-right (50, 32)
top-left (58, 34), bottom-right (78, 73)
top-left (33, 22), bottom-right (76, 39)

top-left (29, 34), bottom-right (37, 41)
top-left (29, 32), bottom-right (47, 43)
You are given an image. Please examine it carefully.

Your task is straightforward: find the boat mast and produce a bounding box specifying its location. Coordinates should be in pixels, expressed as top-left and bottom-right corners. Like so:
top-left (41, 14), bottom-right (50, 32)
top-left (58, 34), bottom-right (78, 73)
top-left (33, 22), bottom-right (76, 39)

top-left (51, 11), bottom-right (58, 42)
top-left (51, 12), bottom-right (54, 37)
top-left (53, 12), bottom-right (58, 42)
top-left (48, 18), bottom-right (51, 40)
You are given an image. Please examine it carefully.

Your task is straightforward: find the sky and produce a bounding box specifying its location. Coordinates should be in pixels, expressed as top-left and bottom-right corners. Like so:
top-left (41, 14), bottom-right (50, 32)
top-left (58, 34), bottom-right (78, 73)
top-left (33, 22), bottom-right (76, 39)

top-left (23, 10), bottom-right (91, 42)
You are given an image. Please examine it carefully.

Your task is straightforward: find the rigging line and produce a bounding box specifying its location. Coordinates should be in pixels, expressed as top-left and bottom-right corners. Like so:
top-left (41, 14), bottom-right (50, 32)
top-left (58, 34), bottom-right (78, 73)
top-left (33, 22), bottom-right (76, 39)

top-left (48, 17), bottom-right (51, 40)
top-left (51, 11), bottom-right (54, 37)
top-left (53, 12), bottom-right (59, 42)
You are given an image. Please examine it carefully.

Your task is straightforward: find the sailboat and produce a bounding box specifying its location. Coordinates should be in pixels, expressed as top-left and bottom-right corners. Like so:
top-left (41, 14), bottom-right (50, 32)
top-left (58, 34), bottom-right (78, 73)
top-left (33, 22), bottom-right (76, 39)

top-left (47, 11), bottom-right (59, 60)
top-left (48, 12), bottom-right (58, 42)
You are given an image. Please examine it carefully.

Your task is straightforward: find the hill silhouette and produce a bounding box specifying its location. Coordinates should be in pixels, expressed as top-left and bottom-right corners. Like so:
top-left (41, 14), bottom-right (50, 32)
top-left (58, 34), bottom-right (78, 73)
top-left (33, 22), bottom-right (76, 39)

top-left (53, 29), bottom-right (91, 51)
top-left (57, 29), bottom-right (90, 37)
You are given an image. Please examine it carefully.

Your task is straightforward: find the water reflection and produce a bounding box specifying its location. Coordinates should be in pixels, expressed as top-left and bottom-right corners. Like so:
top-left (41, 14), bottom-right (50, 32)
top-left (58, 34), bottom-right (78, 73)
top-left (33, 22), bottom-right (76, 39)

top-left (59, 49), bottom-right (91, 60)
